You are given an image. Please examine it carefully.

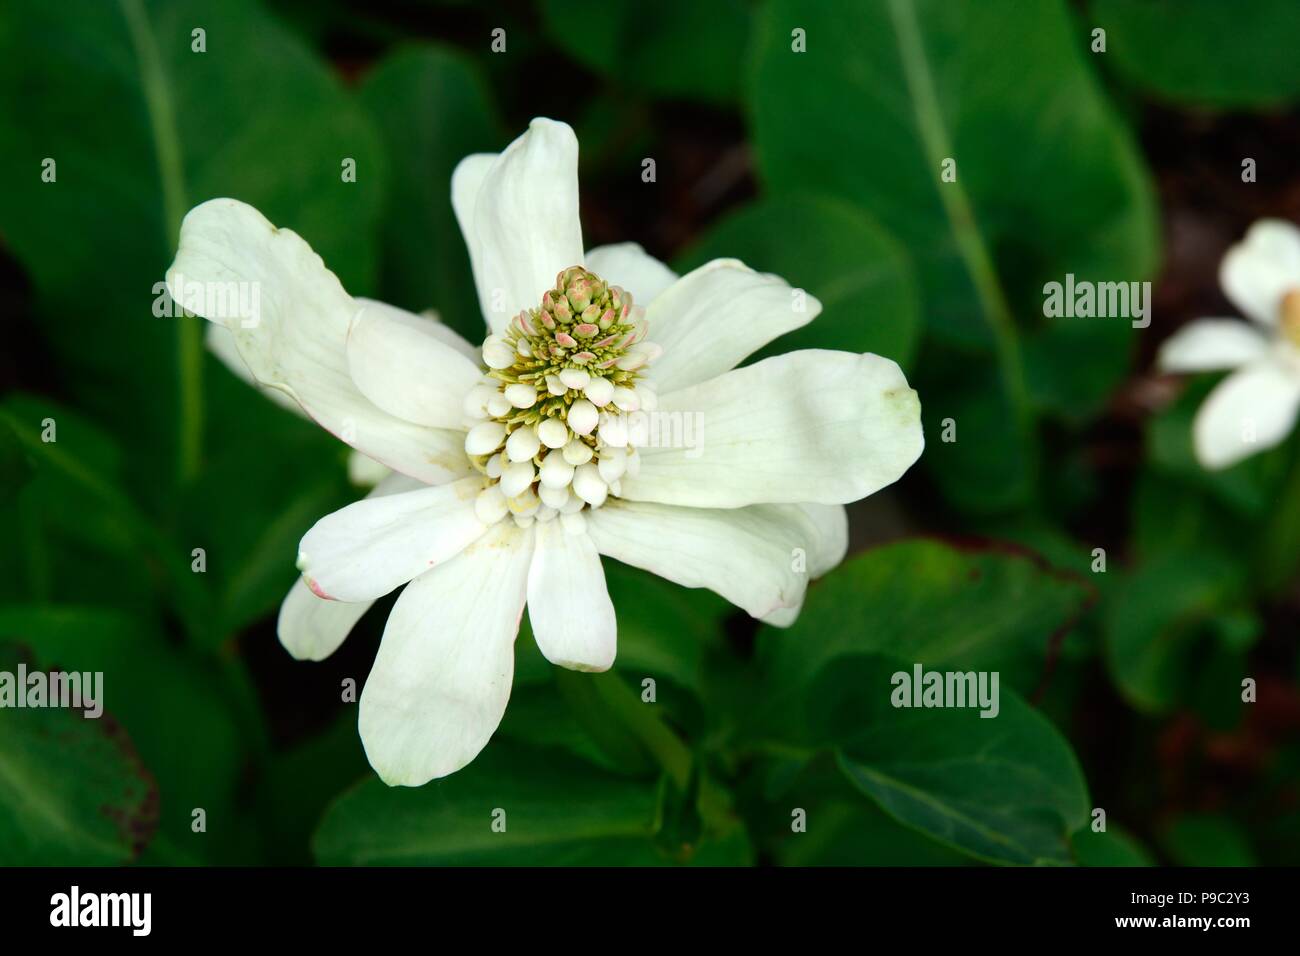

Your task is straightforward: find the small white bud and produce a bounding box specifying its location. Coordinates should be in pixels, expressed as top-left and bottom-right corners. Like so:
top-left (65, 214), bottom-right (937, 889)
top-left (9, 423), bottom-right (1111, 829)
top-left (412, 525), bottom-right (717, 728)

top-left (539, 452), bottom-right (575, 488)
top-left (505, 425), bottom-right (541, 462)
top-left (568, 398), bottom-right (598, 435)
top-left (500, 460), bottom-right (536, 498)
top-left (482, 336), bottom-right (515, 369)
top-left (539, 482), bottom-right (570, 509)
top-left (583, 376), bottom-right (614, 406)
top-left (562, 438), bottom-right (594, 466)
top-left (475, 485), bottom-right (508, 524)
top-left (546, 374), bottom-right (566, 396)
top-left (485, 453), bottom-right (504, 479)
top-left (465, 421), bottom-right (506, 456)
top-left (537, 417), bottom-right (569, 449)
top-left (611, 386), bottom-right (639, 411)
top-left (504, 383), bottom-right (537, 408)
top-left (486, 394), bottom-right (511, 417)
top-left (559, 368), bottom-right (590, 390)
top-left (598, 413), bottom-right (628, 448)
top-left (597, 446), bottom-right (627, 483)
top-left (572, 463), bottom-right (608, 507)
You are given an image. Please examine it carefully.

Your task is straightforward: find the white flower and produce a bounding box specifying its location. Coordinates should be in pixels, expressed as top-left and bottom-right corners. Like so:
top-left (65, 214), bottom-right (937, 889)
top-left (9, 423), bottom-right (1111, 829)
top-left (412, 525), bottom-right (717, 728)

top-left (1158, 219), bottom-right (1300, 469)
top-left (167, 118), bottom-right (924, 786)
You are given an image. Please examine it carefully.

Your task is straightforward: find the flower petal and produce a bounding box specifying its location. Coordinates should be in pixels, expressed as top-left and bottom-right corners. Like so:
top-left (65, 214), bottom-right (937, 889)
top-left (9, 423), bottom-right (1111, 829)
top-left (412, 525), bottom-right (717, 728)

top-left (297, 476), bottom-right (488, 603)
top-left (168, 198), bottom-right (471, 484)
top-left (621, 350), bottom-right (923, 508)
top-left (1157, 319), bottom-right (1271, 373)
top-left (584, 243), bottom-right (678, 305)
top-left (346, 298), bottom-right (482, 428)
top-left (451, 119), bottom-right (584, 335)
top-left (526, 521), bottom-right (616, 672)
top-left (1194, 359), bottom-right (1300, 469)
top-left (645, 259), bottom-right (820, 394)
top-left (277, 471), bottom-right (420, 659)
top-left (277, 578), bottom-right (372, 662)
top-left (758, 503), bottom-right (849, 628)
top-left (359, 521), bottom-right (534, 786)
top-left (206, 323), bottom-right (304, 415)
top-left (1220, 219), bottom-right (1300, 327)
top-left (586, 498), bottom-right (812, 619)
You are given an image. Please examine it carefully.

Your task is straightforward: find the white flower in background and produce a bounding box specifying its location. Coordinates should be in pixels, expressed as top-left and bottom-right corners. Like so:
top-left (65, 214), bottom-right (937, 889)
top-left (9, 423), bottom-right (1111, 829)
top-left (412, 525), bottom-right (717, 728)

top-left (1158, 219), bottom-right (1300, 469)
top-left (168, 118), bottom-right (924, 786)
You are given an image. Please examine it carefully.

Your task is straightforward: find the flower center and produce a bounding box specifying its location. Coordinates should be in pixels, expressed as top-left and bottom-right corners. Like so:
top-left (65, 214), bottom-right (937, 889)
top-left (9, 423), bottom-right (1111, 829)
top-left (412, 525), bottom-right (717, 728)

top-left (461, 266), bottom-right (661, 530)
top-left (1281, 289), bottom-right (1300, 347)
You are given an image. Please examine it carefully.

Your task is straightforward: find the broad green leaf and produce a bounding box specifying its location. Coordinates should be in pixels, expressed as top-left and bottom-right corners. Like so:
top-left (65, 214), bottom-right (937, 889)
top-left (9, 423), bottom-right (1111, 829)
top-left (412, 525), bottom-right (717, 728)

top-left (815, 654), bottom-right (1090, 865)
top-left (0, 642), bottom-right (158, 864)
top-left (314, 742), bottom-right (669, 865)
top-left (674, 194), bottom-right (921, 370)
top-left (751, 0), bottom-right (1157, 349)
top-left (757, 538), bottom-right (1094, 732)
top-left (358, 45), bottom-right (504, 344)
top-left (0, 605), bottom-right (253, 862)
top-left (1103, 550), bottom-right (1245, 713)
top-left (1092, 0), bottom-right (1300, 109)
top-left (540, 0), bottom-right (750, 104)
top-left (0, 0), bottom-right (384, 494)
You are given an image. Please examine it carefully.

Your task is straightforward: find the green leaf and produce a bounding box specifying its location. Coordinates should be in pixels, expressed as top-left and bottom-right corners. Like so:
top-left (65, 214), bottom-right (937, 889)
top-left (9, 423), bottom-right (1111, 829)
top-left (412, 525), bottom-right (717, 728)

top-left (819, 654), bottom-right (1090, 866)
top-left (0, 642), bottom-right (158, 864)
top-left (358, 45), bottom-right (504, 344)
top-left (751, 0), bottom-right (1158, 350)
top-left (0, 605), bottom-right (254, 862)
top-left (1160, 813), bottom-right (1257, 867)
top-left (1092, 0), bottom-right (1300, 109)
top-left (0, 0), bottom-right (384, 493)
top-left (757, 538), bottom-right (1094, 730)
top-left (1071, 824), bottom-right (1155, 867)
top-left (674, 194), bottom-right (921, 369)
top-left (313, 741), bottom-right (669, 865)
top-left (1103, 550), bottom-right (1245, 713)
top-left (540, 0), bottom-right (751, 104)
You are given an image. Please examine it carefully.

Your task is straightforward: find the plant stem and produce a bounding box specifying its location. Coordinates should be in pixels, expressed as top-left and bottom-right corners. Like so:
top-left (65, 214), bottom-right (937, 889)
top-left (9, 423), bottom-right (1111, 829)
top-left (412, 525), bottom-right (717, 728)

top-left (120, 0), bottom-right (202, 484)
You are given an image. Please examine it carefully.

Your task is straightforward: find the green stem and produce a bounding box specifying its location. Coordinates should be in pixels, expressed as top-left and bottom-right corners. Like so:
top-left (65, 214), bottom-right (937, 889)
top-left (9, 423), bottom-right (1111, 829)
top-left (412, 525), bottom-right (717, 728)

top-left (887, 0), bottom-right (1030, 426)
top-left (119, 0), bottom-right (202, 483)
top-left (590, 673), bottom-right (692, 788)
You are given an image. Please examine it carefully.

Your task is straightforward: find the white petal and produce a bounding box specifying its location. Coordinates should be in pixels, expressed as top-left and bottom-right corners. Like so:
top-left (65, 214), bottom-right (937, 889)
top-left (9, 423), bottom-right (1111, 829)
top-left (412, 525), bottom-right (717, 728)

top-left (359, 522), bottom-right (534, 786)
top-left (586, 499), bottom-right (810, 618)
top-left (621, 350), bottom-right (923, 508)
top-left (206, 323), bottom-right (304, 416)
top-left (297, 476), bottom-right (488, 602)
top-left (276, 578), bottom-right (372, 662)
top-left (1157, 319), bottom-right (1270, 373)
top-left (583, 242), bottom-right (678, 304)
top-left (346, 299), bottom-right (482, 428)
top-left (168, 199), bottom-right (470, 484)
top-left (758, 503), bottom-right (848, 628)
top-left (414, 306), bottom-right (482, 363)
top-left (451, 119), bottom-right (584, 335)
top-left (1194, 359), bottom-right (1300, 469)
top-left (645, 259), bottom-right (820, 394)
top-left (527, 521), bottom-right (616, 672)
top-left (277, 470), bottom-right (420, 658)
top-left (1220, 219), bottom-right (1300, 327)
